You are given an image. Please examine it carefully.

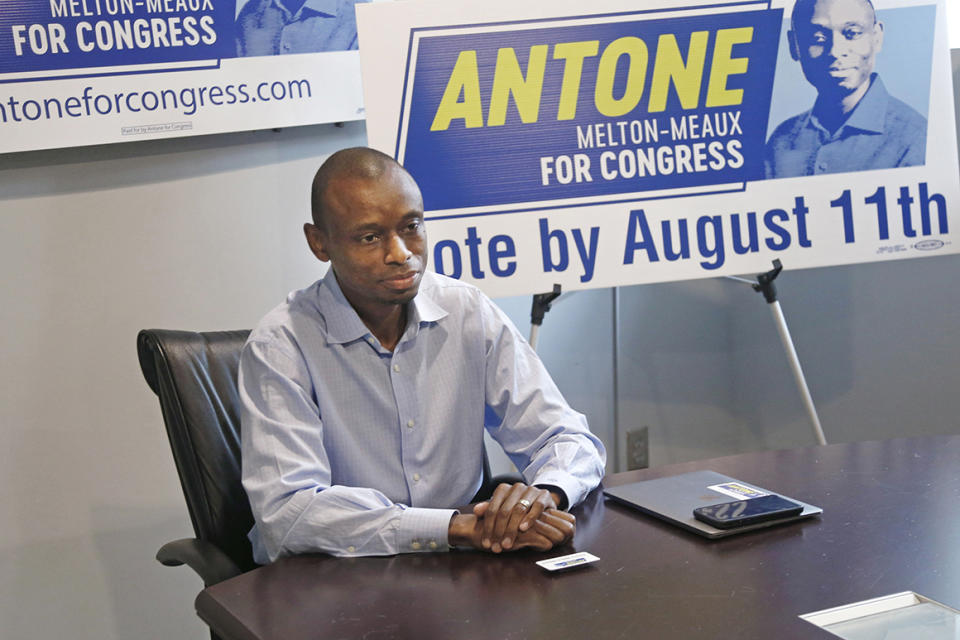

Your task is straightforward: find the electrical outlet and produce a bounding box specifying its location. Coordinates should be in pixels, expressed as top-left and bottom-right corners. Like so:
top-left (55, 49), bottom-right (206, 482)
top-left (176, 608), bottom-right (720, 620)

top-left (626, 426), bottom-right (649, 470)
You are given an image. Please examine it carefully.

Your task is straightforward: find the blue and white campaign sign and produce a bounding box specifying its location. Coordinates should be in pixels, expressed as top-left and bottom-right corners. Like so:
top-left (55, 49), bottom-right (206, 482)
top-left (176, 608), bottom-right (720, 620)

top-left (357, 0), bottom-right (960, 297)
top-left (0, 0), bottom-right (373, 153)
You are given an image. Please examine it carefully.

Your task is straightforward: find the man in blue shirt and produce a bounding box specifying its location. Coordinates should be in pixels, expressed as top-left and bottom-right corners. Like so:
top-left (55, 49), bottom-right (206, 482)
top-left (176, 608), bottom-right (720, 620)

top-left (239, 147), bottom-right (606, 561)
top-left (235, 0), bottom-right (368, 57)
top-left (765, 0), bottom-right (926, 178)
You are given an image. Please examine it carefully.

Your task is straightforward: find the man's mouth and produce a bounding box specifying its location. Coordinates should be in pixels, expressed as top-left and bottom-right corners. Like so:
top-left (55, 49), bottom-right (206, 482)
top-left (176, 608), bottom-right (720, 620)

top-left (383, 271), bottom-right (420, 290)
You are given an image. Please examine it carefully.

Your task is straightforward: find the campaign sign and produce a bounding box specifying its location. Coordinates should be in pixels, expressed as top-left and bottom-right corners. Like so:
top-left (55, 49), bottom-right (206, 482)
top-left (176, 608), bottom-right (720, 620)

top-left (358, 0), bottom-right (960, 297)
top-left (0, 1), bottom-right (232, 73)
top-left (402, 10), bottom-right (781, 211)
top-left (0, 0), bottom-right (370, 153)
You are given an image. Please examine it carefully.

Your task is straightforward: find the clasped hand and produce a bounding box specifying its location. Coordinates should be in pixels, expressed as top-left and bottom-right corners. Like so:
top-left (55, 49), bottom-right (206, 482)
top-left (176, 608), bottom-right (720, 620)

top-left (449, 482), bottom-right (575, 553)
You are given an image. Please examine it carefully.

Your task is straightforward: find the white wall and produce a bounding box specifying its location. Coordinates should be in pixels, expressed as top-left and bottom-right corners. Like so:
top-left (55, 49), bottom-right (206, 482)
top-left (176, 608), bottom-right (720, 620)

top-left (0, 122), bottom-right (365, 640)
top-left (1, 52), bottom-right (959, 640)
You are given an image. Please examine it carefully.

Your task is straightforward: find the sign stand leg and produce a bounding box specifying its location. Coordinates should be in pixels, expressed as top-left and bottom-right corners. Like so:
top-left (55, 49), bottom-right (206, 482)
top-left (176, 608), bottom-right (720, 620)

top-left (727, 260), bottom-right (827, 446)
top-left (612, 286), bottom-right (621, 471)
top-left (528, 284), bottom-right (562, 351)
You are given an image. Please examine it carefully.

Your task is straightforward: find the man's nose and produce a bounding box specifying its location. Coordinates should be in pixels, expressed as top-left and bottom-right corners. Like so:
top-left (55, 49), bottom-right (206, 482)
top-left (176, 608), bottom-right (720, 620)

top-left (385, 234), bottom-right (412, 264)
top-left (827, 31), bottom-right (846, 58)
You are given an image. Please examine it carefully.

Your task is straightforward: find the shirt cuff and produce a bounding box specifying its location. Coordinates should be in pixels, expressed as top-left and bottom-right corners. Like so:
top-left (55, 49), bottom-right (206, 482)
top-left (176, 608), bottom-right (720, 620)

top-left (534, 483), bottom-right (569, 510)
top-left (531, 473), bottom-right (581, 510)
top-left (398, 507), bottom-right (457, 552)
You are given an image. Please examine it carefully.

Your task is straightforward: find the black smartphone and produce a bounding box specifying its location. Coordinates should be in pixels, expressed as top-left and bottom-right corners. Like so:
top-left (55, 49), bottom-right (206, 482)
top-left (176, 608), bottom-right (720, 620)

top-left (693, 494), bottom-right (804, 529)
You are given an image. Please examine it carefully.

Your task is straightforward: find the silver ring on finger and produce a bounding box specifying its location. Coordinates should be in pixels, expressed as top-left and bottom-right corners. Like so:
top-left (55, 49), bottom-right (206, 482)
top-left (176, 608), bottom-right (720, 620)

top-left (517, 498), bottom-right (533, 510)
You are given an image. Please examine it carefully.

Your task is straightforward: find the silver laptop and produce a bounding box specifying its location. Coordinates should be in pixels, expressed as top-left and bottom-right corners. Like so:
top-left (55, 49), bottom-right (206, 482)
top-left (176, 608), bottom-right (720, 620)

top-left (603, 470), bottom-right (822, 539)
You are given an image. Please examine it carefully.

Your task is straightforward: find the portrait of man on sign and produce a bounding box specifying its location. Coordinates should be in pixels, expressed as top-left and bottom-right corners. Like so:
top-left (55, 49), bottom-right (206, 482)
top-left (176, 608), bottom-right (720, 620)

top-left (764, 0), bottom-right (927, 178)
top-left (236, 0), bottom-right (370, 57)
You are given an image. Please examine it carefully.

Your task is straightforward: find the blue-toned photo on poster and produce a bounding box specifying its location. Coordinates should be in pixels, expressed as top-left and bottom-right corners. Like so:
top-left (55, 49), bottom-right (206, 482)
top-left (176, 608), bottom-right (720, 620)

top-left (0, 0), bottom-right (235, 74)
top-left (400, 8), bottom-right (783, 212)
top-left (234, 0), bottom-right (371, 57)
top-left (764, 2), bottom-right (935, 179)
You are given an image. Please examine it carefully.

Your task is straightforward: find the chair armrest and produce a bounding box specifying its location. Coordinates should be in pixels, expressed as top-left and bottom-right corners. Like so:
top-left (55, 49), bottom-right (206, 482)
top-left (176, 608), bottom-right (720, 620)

top-left (156, 538), bottom-right (244, 587)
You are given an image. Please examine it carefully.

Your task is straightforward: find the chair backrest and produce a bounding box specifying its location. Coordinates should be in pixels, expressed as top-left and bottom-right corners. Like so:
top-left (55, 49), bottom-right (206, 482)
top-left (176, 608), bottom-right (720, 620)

top-left (137, 329), bottom-right (257, 573)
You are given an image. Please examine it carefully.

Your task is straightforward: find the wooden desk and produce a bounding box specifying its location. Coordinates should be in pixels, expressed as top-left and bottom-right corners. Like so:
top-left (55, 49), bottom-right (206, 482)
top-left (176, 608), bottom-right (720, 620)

top-left (196, 435), bottom-right (960, 639)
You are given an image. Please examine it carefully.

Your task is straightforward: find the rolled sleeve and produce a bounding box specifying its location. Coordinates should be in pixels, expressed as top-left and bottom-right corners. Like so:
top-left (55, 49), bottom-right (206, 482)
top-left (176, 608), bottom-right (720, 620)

top-left (480, 295), bottom-right (606, 509)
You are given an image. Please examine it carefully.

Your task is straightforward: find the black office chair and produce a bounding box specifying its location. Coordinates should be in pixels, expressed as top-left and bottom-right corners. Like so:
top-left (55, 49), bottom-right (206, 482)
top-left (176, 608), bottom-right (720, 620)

top-left (138, 329), bottom-right (257, 589)
top-left (138, 328), bottom-right (517, 588)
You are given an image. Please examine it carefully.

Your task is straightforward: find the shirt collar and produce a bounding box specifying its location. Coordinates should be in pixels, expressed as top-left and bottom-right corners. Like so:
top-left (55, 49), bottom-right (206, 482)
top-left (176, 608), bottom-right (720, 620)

top-left (807, 74), bottom-right (889, 136)
top-left (408, 271), bottom-right (448, 325)
top-left (315, 269), bottom-right (448, 345)
top-left (841, 75), bottom-right (888, 134)
top-left (272, 0), bottom-right (341, 19)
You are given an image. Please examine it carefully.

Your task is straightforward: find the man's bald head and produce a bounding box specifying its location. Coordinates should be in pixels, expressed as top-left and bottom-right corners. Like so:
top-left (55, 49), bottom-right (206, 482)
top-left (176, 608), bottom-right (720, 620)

top-left (791, 0), bottom-right (876, 29)
top-left (302, 147), bottom-right (428, 325)
top-left (310, 147), bottom-right (416, 231)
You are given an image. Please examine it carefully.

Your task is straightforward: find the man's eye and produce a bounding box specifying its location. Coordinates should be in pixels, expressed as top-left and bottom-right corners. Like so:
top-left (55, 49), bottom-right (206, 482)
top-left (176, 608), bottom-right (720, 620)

top-left (811, 31), bottom-right (827, 44)
top-left (843, 27), bottom-right (864, 40)
top-left (400, 220), bottom-right (423, 235)
top-left (360, 234), bottom-right (379, 244)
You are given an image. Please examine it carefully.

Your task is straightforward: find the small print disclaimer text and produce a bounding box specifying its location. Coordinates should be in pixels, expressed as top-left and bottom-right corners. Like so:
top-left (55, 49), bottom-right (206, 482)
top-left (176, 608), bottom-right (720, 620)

top-left (122, 122), bottom-right (193, 136)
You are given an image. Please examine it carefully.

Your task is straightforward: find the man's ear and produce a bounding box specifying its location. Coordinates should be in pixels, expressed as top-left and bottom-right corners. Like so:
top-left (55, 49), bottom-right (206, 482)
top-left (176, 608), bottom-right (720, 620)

top-left (873, 21), bottom-right (884, 51)
top-left (304, 222), bottom-right (331, 262)
top-left (787, 29), bottom-right (800, 61)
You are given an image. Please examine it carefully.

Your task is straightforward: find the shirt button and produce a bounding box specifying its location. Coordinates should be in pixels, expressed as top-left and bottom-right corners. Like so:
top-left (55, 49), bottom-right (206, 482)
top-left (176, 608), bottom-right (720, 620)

top-left (407, 419), bottom-right (415, 428)
top-left (393, 364), bottom-right (400, 372)
top-left (429, 541), bottom-right (438, 550)
top-left (411, 541), bottom-right (421, 550)
top-left (413, 473), bottom-right (421, 482)
top-left (347, 546), bottom-right (355, 553)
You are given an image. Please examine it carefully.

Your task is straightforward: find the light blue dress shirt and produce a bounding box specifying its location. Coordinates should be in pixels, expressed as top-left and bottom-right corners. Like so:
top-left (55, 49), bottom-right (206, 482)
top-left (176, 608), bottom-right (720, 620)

top-left (239, 270), bottom-right (606, 562)
top-left (765, 75), bottom-right (927, 178)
